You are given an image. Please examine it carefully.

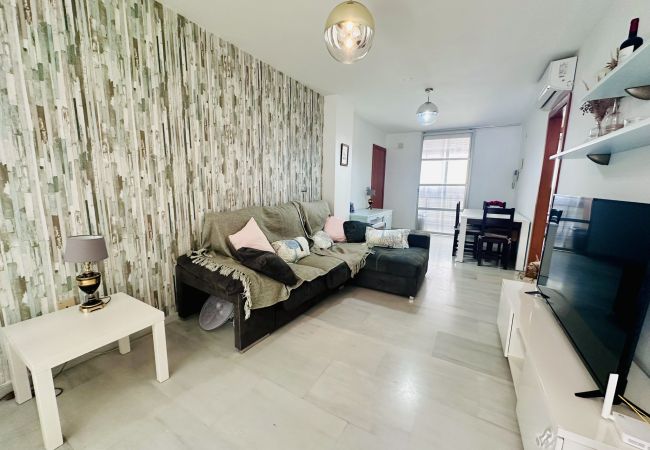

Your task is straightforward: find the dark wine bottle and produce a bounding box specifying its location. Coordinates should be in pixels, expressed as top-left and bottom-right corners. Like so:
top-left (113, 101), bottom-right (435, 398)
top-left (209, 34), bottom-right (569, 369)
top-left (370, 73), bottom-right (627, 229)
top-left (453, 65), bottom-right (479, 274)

top-left (619, 18), bottom-right (643, 61)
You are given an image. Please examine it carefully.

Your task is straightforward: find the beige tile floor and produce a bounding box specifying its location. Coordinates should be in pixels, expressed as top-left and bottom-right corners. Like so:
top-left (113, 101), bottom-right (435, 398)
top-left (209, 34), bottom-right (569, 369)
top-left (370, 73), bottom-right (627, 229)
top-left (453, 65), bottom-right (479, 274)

top-left (0, 235), bottom-right (524, 450)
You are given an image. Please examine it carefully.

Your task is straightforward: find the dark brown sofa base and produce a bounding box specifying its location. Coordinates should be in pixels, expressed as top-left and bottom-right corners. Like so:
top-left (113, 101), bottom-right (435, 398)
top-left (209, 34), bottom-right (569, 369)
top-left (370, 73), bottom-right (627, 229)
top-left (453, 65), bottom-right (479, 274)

top-left (175, 255), bottom-right (350, 351)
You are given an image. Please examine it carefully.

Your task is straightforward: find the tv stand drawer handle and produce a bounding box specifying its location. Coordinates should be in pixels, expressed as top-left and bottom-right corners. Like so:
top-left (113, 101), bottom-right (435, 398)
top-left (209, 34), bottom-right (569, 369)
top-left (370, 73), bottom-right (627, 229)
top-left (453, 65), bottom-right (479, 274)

top-left (535, 428), bottom-right (555, 448)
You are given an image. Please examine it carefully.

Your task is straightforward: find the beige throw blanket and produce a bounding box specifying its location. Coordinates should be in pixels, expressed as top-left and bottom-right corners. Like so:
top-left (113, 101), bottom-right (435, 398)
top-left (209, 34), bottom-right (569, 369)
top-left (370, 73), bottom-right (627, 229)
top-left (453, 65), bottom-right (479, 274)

top-left (312, 243), bottom-right (371, 277)
top-left (189, 243), bottom-right (370, 319)
top-left (295, 200), bottom-right (371, 276)
top-left (189, 249), bottom-right (326, 319)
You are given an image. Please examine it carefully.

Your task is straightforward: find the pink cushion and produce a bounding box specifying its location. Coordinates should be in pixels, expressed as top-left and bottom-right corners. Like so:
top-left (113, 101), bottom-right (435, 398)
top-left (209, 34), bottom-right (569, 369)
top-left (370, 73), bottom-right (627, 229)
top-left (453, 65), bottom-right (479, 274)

top-left (228, 218), bottom-right (275, 253)
top-left (324, 216), bottom-right (346, 242)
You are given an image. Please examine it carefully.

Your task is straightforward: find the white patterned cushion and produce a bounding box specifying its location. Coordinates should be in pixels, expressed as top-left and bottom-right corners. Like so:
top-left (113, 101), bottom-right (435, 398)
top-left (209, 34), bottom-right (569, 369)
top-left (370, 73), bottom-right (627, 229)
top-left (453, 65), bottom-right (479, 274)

top-left (365, 228), bottom-right (410, 249)
top-left (271, 237), bottom-right (310, 263)
top-left (312, 231), bottom-right (333, 250)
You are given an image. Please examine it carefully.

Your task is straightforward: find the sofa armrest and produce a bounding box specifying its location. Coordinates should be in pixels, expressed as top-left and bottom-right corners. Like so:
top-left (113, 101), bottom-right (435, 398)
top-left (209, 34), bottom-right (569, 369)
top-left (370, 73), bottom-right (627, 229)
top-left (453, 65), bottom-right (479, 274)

top-left (175, 255), bottom-right (245, 318)
top-left (408, 232), bottom-right (430, 249)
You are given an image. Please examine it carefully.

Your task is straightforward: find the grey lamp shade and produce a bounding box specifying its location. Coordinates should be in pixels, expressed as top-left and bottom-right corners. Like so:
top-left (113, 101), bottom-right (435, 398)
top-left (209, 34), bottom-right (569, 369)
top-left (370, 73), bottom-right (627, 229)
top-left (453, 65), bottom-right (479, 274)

top-left (64, 235), bottom-right (108, 263)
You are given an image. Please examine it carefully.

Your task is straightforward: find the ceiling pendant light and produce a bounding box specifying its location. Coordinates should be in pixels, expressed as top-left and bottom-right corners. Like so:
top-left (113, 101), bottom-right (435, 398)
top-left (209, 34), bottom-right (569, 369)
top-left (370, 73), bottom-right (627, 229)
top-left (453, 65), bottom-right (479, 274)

top-left (324, 1), bottom-right (375, 64)
top-left (416, 88), bottom-right (439, 126)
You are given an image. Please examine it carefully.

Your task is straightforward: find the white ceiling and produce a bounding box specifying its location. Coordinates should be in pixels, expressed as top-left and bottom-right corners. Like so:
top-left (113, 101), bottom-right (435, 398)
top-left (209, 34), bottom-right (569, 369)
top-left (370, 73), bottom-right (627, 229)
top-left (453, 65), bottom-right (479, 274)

top-left (158, 0), bottom-right (612, 133)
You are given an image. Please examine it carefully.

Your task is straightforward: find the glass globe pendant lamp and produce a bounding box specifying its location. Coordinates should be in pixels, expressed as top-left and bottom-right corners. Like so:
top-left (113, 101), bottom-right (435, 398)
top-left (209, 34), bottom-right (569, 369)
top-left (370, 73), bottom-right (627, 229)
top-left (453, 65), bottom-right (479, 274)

top-left (324, 1), bottom-right (375, 64)
top-left (416, 88), bottom-right (439, 126)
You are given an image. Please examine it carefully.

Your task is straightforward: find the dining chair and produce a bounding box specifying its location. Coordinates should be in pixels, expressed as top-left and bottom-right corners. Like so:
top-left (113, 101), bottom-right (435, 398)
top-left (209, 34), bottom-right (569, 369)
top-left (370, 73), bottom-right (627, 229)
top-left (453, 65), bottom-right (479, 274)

top-left (476, 207), bottom-right (516, 268)
top-left (452, 201), bottom-right (480, 257)
top-left (483, 200), bottom-right (507, 209)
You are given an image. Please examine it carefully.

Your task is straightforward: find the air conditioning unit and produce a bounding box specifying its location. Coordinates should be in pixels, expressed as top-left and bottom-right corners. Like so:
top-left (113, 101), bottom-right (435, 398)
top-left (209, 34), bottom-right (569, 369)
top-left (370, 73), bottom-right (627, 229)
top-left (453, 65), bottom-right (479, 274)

top-left (536, 56), bottom-right (578, 110)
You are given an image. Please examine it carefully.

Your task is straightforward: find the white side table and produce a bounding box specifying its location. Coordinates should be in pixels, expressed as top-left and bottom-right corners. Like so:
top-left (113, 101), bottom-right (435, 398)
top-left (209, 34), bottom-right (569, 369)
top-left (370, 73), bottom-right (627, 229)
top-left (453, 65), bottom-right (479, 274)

top-left (0, 293), bottom-right (169, 450)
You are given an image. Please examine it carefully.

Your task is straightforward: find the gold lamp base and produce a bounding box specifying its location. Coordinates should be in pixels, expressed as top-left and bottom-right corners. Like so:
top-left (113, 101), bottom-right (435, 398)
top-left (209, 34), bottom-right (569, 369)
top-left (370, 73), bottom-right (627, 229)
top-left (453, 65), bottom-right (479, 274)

top-left (79, 297), bottom-right (106, 313)
top-left (76, 270), bottom-right (106, 313)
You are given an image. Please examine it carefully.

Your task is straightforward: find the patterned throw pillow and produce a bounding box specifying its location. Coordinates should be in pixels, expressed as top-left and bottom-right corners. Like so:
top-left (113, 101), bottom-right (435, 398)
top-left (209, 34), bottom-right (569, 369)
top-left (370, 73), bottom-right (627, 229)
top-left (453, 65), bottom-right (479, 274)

top-left (272, 237), bottom-right (310, 263)
top-left (312, 230), bottom-right (333, 249)
top-left (365, 228), bottom-right (410, 249)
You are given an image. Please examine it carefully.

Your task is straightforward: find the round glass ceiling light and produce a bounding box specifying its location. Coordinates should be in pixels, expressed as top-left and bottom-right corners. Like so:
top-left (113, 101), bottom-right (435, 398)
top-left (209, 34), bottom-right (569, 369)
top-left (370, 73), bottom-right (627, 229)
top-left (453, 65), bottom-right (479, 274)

top-left (416, 88), bottom-right (439, 126)
top-left (324, 1), bottom-right (375, 64)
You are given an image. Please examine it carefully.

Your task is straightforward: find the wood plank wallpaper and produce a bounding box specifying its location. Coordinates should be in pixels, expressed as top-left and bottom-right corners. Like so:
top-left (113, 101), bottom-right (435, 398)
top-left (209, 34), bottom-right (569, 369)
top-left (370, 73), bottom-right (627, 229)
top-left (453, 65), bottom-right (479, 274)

top-left (0, 0), bottom-right (324, 380)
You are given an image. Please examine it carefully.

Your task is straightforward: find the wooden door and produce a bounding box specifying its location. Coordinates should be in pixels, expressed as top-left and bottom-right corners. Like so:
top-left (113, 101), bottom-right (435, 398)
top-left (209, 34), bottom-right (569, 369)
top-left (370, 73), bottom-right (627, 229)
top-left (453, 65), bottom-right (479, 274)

top-left (371, 145), bottom-right (387, 209)
top-left (527, 94), bottom-right (570, 266)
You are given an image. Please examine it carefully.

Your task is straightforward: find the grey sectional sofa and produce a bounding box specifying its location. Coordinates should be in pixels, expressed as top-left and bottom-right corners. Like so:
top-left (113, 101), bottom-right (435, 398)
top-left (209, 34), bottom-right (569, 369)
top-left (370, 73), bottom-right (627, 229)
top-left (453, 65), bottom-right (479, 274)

top-left (175, 201), bottom-right (430, 350)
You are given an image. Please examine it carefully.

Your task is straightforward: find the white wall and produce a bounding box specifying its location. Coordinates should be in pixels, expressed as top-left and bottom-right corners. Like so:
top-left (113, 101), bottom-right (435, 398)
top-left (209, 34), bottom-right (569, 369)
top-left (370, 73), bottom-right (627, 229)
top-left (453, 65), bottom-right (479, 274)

top-left (384, 127), bottom-right (523, 230)
top-left (514, 109), bottom-right (550, 220)
top-left (384, 132), bottom-right (423, 229)
top-left (351, 115), bottom-right (386, 210)
top-left (516, 1), bottom-right (650, 211)
top-left (558, 0), bottom-right (650, 202)
top-left (467, 126), bottom-right (523, 209)
top-left (559, 1), bottom-right (650, 202)
top-left (322, 95), bottom-right (355, 218)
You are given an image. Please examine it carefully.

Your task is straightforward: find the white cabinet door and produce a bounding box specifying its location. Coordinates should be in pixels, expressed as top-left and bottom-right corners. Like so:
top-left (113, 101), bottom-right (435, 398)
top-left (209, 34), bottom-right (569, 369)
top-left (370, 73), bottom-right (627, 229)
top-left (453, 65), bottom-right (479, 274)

top-left (497, 289), bottom-right (514, 357)
top-left (517, 355), bottom-right (557, 450)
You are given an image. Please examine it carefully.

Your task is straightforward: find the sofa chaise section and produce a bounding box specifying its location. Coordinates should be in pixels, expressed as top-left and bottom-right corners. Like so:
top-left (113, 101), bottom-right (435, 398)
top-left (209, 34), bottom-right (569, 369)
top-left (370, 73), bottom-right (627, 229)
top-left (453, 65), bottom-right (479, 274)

top-left (352, 232), bottom-right (430, 298)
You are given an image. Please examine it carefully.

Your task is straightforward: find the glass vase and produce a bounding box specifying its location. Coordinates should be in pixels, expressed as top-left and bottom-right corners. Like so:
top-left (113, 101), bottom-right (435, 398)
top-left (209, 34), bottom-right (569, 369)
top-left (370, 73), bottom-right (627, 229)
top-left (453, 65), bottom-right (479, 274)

top-left (588, 122), bottom-right (603, 140)
top-left (602, 99), bottom-right (623, 135)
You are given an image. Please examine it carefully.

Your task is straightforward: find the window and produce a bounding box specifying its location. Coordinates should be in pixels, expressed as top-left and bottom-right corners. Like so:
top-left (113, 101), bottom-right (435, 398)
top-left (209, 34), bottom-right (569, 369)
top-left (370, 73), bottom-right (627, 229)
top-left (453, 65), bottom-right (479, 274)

top-left (417, 133), bottom-right (472, 234)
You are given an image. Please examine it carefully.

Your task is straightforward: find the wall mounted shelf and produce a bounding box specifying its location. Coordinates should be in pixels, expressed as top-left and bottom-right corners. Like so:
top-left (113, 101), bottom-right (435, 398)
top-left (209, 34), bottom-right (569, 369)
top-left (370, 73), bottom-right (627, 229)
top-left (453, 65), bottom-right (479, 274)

top-left (581, 43), bottom-right (650, 102)
top-left (550, 117), bottom-right (650, 165)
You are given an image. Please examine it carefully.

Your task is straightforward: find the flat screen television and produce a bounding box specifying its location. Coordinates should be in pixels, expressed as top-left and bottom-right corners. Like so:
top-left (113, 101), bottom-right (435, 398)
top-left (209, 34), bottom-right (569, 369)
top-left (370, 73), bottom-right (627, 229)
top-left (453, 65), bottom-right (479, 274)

top-left (537, 195), bottom-right (650, 410)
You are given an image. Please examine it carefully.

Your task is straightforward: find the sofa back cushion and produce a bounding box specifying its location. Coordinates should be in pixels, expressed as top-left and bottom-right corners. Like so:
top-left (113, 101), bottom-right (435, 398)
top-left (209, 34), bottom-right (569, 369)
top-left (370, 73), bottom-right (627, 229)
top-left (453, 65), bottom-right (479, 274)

top-left (294, 200), bottom-right (331, 236)
top-left (201, 202), bottom-right (307, 257)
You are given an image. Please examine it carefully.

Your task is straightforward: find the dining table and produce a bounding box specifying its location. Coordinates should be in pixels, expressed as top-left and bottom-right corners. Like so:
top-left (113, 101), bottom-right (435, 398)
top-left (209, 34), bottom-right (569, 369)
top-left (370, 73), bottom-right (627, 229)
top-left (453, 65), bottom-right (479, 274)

top-left (455, 208), bottom-right (531, 271)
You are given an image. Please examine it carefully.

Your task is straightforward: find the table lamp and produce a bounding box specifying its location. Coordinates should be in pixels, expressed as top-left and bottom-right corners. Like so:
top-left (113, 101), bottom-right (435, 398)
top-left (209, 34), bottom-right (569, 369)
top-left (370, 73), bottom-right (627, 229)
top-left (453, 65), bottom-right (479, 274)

top-left (64, 235), bottom-right (109, 312)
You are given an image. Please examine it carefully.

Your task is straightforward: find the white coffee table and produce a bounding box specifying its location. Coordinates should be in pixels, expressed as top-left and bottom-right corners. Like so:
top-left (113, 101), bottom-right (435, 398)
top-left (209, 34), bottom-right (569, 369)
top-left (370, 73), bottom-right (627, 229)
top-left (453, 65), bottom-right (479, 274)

top-left (0, 293), bottom-right (169, 450)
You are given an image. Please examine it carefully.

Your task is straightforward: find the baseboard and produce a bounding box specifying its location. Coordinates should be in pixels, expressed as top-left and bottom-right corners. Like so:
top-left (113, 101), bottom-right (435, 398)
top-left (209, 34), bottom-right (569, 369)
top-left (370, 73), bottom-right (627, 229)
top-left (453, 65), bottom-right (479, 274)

top-left (0, 381), bottom-right (12, 398)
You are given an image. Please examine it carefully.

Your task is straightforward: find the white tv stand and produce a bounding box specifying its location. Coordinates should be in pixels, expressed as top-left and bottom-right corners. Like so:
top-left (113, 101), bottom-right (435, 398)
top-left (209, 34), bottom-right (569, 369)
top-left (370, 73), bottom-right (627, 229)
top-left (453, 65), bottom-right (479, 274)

top-left (498, 280), bottom-right (632, 450)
